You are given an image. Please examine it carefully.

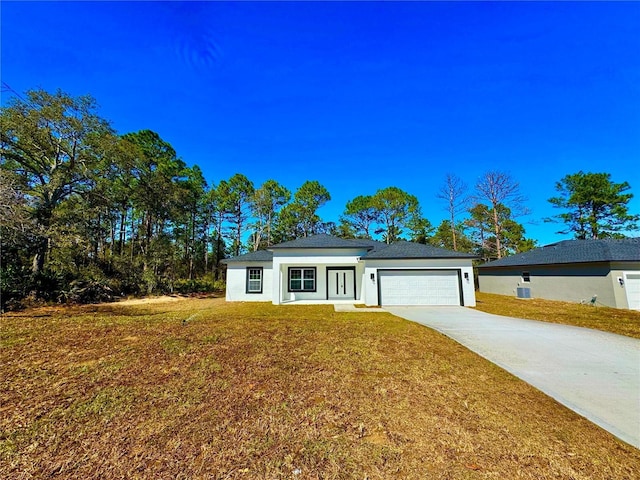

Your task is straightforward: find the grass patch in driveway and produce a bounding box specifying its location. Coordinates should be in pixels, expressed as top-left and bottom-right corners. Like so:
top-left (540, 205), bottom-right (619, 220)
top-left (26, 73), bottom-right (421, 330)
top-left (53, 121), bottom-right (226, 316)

top-left (1, 297), bottom-right (639, 479)
top-left (475, 292), bottom-right (640, 339)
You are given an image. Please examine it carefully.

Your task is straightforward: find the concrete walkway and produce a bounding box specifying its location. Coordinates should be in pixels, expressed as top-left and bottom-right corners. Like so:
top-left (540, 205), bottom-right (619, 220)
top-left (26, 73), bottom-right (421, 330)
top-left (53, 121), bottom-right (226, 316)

top-left (384, 306), bottom-right (640, 448)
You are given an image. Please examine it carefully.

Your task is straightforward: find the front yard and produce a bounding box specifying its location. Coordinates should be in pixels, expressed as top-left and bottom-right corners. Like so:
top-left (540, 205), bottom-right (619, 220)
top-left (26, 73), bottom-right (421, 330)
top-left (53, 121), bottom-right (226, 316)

top-left (1, 297), bottom-right (639, 478)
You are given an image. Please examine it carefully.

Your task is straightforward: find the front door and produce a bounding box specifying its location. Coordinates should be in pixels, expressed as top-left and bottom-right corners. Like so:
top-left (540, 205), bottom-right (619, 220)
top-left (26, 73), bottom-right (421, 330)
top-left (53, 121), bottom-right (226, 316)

top-left (327, 268), bottom-right (355, 300)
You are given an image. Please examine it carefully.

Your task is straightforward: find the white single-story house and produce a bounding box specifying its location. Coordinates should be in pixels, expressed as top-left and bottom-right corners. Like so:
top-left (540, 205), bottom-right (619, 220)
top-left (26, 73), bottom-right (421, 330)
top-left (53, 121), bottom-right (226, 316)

top-left (222, 234), bottom-right (477, 306)
top-left (478, 238), bottom-right (640, 310)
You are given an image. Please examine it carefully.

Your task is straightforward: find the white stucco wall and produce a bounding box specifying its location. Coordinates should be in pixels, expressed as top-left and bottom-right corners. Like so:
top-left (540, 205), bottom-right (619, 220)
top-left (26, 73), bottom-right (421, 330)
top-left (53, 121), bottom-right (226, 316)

top-left (271, 248), bottom-right (368, 304)
top-left (225, 262), bottom-right (273, 302)
top-left (226, 248), bottom-right (477, 307)
top-left (363, 258), bottom-right (476, 307)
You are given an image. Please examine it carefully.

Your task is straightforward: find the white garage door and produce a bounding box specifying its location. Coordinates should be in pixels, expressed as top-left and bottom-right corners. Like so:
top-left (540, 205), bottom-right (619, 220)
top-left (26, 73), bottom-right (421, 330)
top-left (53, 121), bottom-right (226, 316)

top-left (379, 270), bottom-right (461, 306)
top-left (625, 274), bottom-right (640, 310)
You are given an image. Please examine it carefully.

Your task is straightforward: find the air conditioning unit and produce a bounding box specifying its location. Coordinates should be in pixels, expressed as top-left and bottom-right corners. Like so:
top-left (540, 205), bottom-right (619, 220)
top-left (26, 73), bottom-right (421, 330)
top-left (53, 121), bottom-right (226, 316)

top-left (516, 287), bottom-right (531, 299)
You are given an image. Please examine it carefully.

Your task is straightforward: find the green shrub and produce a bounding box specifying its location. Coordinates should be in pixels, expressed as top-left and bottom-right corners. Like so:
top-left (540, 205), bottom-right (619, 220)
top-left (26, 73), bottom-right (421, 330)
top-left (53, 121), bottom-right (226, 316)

top-left (173, 278), bottom-right (216, 294)
top-left (57, 266), bottom-right (118, 304)
top-left (0, 264), bottom-right (31, 311)
top-left (59, 279), bottom-right (115, 304)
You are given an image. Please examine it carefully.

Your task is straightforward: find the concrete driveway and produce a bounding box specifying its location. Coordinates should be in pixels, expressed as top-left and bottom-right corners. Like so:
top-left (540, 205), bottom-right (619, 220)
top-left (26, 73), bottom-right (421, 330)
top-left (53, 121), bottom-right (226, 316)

top-left (384, 306), bottom-right (640, 448)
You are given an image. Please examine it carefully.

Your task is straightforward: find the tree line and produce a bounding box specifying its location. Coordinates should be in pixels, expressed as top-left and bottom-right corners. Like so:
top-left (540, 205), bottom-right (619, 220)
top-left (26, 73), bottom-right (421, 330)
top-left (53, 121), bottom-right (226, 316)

top-left (1, 88), bottom-right (638, 309)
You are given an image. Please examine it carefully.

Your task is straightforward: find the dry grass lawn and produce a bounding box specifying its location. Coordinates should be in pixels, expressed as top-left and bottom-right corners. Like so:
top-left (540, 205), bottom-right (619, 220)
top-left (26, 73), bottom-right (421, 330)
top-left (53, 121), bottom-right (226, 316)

top-left (2, 297), bottom-right (639, 479)
top-left (475, 292), bottom-right (640, 339)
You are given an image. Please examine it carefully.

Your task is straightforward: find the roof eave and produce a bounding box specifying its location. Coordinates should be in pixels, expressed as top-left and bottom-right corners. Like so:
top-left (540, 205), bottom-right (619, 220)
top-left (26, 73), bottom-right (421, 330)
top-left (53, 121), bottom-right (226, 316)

top-left (269, 245), bottom-right (374, 250)
top-left (477, 259), bottom-right (622, 268)
top-left (364, 255), bottom-right (478, 260)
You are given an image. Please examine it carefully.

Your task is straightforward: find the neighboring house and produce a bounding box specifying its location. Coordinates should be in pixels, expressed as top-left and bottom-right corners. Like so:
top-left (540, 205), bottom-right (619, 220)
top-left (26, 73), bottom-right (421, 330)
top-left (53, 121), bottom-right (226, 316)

top-left (222, 234), bottom-right (477, 306)
top-left (477, 238), bottom-right (640, 310)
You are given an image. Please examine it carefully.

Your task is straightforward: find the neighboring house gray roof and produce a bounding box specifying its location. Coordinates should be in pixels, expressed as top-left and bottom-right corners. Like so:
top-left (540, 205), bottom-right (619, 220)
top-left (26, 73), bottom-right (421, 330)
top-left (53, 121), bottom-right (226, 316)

top-left (268, 233), bottom-right (381, 250)
top-left (362, 241), bottom-right (477, 259)
top-left (478, 238), bottom-right (640, 269)
top-left (221, 250), bottom-right (273, 263)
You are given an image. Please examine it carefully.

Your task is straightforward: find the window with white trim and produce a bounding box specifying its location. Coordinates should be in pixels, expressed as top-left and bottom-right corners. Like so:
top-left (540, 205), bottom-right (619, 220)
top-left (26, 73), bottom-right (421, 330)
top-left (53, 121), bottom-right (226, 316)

top-left (522, 271), bottom-right (531, 283)
top-left (246, 267), bottom-right (263, 293)
top-left (288, 267), bottom-right (316, 292)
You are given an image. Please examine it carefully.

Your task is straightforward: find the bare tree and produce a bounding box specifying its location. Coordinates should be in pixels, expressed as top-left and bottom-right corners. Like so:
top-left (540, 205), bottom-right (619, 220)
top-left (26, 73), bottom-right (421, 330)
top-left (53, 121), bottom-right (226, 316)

top-left (475, 171), bottom-right (528, 259)
top-left (436, 173), bottom-right (469, 251)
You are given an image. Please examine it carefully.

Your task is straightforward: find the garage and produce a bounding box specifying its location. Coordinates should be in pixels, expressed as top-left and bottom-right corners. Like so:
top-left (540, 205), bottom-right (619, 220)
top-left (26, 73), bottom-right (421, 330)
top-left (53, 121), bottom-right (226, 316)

top-left (378, 270), bottom-right (462, 306)
top-left (625, 273), bottom-right (640, 310)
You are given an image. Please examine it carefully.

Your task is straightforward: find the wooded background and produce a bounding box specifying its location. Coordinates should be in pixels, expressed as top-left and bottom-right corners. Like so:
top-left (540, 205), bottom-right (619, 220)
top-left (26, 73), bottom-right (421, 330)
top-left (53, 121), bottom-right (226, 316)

top-left (2, 89), bottom-right (637, 309)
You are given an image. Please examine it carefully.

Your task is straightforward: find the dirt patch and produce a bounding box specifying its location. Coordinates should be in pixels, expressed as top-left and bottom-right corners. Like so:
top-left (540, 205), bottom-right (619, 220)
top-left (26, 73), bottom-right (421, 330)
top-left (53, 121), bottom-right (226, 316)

top-left (115, 295), bottom-right (181, 306)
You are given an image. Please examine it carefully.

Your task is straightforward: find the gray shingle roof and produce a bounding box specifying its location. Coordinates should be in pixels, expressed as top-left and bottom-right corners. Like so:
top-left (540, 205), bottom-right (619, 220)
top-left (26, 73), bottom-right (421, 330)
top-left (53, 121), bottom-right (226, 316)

top-left (268, 233), bottom-right (381, 250)
top-left (223, 235), bottom-right (478, 263)
top-left (221, 250), bottom-right (273, 263)
top-left (478, 238), bottom-right (640, 268)
top-left (363, 241), bottom-right (477, 259)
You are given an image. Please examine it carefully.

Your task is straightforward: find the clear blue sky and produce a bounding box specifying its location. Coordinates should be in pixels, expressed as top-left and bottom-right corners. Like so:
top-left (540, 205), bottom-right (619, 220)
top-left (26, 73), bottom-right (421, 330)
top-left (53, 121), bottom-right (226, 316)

top-left (2, 1), bottom-right (639, 245)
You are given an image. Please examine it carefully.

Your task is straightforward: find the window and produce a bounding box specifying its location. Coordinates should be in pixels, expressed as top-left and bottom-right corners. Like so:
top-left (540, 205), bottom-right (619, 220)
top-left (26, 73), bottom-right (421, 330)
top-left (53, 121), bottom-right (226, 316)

top-left (246, 267), bottom-right (263, 293)
top-left (288, 267), bottom-right (316, 292)
top-left (522, 271), bottom-right (531, 283)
